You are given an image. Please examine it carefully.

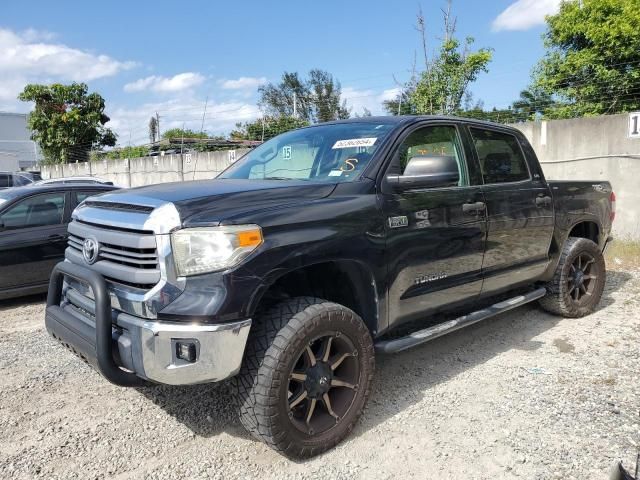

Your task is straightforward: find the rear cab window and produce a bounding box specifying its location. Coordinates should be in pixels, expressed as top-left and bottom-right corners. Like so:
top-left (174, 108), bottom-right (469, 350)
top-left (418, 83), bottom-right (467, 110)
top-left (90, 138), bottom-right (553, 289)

top-left (470, 128), bottom-right (530, 184)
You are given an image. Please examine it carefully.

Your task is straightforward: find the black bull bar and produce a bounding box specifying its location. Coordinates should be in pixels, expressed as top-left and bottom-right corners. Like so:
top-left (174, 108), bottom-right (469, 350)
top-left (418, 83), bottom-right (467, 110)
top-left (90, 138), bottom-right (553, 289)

top-left (45, 261), bottom-right (145, 387)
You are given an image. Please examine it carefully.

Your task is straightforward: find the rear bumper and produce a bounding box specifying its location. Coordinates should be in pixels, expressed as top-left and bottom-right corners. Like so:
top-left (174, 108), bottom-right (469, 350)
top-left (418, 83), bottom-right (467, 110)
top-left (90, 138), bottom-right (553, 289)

top-left (45, 262), bottom-right (251, 386)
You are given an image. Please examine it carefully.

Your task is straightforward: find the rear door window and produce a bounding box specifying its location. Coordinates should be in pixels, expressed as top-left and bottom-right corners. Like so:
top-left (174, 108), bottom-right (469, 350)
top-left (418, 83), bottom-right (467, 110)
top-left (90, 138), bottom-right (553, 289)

top-left (470, 128), bottom-right (530, 184)
top-left (0, 174), bottom-right (11, 188)
top-left (74, 190), bottom-right (102, 206)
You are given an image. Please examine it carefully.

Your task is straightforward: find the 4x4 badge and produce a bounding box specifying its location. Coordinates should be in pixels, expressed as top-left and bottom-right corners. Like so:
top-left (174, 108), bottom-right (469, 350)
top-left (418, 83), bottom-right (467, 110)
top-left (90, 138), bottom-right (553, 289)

top-left (388, 216), bottom-right (409, 228)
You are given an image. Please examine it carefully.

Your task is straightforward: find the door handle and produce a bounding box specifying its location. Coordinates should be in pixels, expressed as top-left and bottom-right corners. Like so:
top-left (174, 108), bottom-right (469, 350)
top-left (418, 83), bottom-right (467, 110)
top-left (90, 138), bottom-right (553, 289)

top-left (535, 196), bottom-right (552, 207)
top-left (462, 201), bottom-right (486, 215)
top-left (48, 234), bottom-right (66, 242)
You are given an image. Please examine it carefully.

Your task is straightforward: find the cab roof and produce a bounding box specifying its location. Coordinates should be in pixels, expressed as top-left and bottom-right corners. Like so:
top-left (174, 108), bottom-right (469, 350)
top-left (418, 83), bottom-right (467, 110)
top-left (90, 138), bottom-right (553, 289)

top-left (318, 115), bottom-right (519, 131)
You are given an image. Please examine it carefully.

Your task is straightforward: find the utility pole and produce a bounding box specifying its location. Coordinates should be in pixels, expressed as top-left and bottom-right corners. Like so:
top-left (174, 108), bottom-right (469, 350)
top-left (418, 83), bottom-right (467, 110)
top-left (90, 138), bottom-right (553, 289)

top-left (180, 122), bottom-right (185, 181)
top-left (180, 123), bottom-right (185, 155)
top-left (398, 89), bottom-right (403, 115)
top-left (293, 92), bottom-right (298, 118)
top-left (200, 97), bottom-right (208, 135)
top-left (155, 112), bottom-right (161, 139)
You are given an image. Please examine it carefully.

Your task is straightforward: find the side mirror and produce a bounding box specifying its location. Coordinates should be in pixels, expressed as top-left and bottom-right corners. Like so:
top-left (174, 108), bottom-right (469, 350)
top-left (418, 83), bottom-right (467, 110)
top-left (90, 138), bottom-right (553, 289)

top-left (387, 155), bottom-right (460, 191)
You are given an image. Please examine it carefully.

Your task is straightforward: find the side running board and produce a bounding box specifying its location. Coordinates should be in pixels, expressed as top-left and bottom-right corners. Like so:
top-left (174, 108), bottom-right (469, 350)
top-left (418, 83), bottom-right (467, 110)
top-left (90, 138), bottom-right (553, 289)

top-left (375, 287), bottom-right (547, 354)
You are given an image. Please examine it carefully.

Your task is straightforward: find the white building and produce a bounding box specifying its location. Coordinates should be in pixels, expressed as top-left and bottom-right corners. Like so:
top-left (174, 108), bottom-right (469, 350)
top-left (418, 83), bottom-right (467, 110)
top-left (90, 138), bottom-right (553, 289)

top-left (0, 112), bottom-right (39, 171)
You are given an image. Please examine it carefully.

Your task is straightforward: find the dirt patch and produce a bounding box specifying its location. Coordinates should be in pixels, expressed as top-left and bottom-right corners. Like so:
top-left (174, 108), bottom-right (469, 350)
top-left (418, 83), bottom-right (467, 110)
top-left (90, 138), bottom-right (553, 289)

top-left (553, 337), bottom-right (576, 353)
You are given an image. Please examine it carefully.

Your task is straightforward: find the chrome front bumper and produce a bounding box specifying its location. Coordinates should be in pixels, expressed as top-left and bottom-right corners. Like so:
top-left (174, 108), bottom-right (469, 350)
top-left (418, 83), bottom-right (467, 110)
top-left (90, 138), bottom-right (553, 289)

top-left (118, 314), bottom-right (251, 385)
top-left (45, 262), bottom-right (251, 386)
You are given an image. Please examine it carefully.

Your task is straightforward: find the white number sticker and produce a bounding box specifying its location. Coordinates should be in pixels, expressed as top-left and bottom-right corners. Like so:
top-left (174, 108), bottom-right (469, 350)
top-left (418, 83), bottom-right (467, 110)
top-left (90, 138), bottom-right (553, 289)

top-left (332, 137), bottom-right (377, 149)
top-left (629, 112), bottom-right (640, 138)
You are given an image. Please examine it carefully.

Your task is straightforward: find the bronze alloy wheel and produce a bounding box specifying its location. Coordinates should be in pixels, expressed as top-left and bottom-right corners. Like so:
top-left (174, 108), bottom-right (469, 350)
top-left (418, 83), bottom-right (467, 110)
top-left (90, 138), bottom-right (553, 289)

top-left (234, 297), bottom-right (375, 458)
top-left (540, 237), bottom-right (606, 318)
top-left (566, 252), bottom-right (599, 304)
top-left (287, 332), bottom-right (360, 436)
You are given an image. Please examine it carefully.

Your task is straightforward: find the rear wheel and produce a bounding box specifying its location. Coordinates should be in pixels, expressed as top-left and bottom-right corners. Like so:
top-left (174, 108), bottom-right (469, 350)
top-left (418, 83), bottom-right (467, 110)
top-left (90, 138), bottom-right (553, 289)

top-left (539, 237), bottom-right (606, 317)
top-left (233, 297), bottom-right (375, 458)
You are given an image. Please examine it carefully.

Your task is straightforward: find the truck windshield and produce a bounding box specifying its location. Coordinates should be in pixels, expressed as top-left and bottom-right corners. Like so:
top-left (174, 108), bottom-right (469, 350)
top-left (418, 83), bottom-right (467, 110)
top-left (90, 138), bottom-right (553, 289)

top-left (220, 122), bottom-right (395, 182)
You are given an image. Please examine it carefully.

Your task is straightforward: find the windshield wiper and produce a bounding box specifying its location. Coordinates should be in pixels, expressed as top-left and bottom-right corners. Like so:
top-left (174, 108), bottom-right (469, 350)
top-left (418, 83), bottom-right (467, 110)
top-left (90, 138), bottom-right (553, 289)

top-left (263, 176), bottom-right (305, 181)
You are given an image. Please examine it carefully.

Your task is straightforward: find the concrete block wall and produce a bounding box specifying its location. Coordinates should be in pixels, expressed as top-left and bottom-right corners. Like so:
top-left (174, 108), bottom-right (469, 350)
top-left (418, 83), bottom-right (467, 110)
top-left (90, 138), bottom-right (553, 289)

top-left (40, 115), bottom-right (640, 239)
top-left (41, 149), bottom-right (250, 189)
top-left (510, 113), bottom-right (640, 239)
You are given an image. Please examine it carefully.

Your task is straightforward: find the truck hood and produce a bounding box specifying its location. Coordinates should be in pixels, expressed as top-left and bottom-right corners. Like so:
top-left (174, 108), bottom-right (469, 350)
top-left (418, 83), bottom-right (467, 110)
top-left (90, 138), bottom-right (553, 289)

top-left (92, 179), bottom-right (337, 226)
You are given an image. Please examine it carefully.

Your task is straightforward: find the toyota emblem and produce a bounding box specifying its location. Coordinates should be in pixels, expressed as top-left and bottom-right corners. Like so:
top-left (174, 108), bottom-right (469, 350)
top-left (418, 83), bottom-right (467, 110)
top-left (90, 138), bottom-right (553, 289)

top-left (82, 238), bottom-right (99, 265)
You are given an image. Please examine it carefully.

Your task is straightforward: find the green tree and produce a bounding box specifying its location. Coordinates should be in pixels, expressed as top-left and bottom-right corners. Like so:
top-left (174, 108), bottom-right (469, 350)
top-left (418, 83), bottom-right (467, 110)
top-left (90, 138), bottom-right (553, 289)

top-left (104, 145), bottom-right (150, 160)
top-left (259, 72), bottom-right (312, 121)
top-left (533, 0), bottom-right (640, 118)
top-left (412, 3), bottom-right (492, 115)
top-left (307, 69), bottom-right (350, 122)
top-left (383, 87), bottom-right (416, 116)
top-left (161, 128), bottom-right (208, 140)
top-left (384, 3), bottom-right (492, 116)
top-left (412, 37), bottom-right (492, 115)
top-left (229, 116), bottom-right (309, 141)
top-left (18, 82), bottom-right (116, 164)
top-left (258, 69), bottom-right (350, 123)
top-left (511, 88), bottom-right (555, 120)
top-left (459, 89), bottom-right (555, 123)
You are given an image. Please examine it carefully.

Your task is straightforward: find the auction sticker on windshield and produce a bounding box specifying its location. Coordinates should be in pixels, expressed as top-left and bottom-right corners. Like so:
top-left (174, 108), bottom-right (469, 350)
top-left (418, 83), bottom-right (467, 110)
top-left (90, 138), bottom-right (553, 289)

top-left (332, 137), bottom-right (377, 149)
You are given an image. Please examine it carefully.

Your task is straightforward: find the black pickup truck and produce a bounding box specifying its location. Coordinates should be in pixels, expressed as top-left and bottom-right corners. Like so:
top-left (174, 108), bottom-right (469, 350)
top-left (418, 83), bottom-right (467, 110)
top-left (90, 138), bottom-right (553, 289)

top-left (44, 116), bottom-right (614, 458)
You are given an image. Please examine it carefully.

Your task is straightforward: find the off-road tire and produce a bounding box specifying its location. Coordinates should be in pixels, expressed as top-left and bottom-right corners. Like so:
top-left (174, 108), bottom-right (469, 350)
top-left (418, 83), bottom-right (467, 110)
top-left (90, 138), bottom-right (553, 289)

top-left (539, 237), bottom-right (606, 317)
top-left (233, 297), bottom-right (375, 458)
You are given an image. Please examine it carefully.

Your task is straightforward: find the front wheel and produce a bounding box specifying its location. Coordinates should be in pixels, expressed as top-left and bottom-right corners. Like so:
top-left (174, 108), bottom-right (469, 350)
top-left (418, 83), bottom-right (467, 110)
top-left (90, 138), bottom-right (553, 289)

top-left (539, 237), bottom-right (606, 318)
top-left (233, 297), bottom-right (375, 458)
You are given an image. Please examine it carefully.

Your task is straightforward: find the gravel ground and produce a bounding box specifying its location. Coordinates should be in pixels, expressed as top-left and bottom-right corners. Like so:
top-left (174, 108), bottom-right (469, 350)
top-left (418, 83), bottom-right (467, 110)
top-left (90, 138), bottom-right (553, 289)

top-left (0, 268), bottom-right (638, 479)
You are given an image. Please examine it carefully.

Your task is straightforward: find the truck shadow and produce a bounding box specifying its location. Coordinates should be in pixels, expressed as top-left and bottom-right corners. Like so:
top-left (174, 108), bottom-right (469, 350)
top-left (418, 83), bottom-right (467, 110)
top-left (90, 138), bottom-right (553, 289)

top-left (133, 269), bottom-right (634, 452)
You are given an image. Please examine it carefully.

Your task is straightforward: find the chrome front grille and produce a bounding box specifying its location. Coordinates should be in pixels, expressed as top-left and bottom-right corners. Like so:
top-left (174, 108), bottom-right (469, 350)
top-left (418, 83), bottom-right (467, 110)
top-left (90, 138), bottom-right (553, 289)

top-left (66, 220), bottom-right (161, 288)
top-left (68, 233), bottom-right (158, 270)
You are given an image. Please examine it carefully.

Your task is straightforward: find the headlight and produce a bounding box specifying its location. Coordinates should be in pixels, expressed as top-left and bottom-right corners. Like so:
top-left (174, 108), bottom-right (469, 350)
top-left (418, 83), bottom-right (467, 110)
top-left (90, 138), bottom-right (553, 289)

top-left (171, 225), bottom-right (263, 277)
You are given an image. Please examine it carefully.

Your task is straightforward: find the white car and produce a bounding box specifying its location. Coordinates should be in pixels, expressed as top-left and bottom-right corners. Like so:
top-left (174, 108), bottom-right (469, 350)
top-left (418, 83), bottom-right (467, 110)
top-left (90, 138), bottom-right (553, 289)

top-left (0, 172), bottom-right (34, 189)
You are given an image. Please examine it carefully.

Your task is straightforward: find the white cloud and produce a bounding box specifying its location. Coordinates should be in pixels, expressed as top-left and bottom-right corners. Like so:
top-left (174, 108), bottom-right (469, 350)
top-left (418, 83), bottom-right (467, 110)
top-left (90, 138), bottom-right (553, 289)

top-left (340, 86), bottom-right (402, 116)
top-left (220, 76), bottom-right (267, 90)
top-left (379, 87), bottom-right (402, 103)
top-left (108, 98), bottom-right (260, 145)
top-left (0, 28), bottom-right (133, 81)
top-left (124, 72), bottom-right (205, 93)
top-left (492, 0), bottom-right (561, 31)
top-left (341, 86), bottom-right (375, 116)
top-left (0, 27), bottom-right (134, 109)
top-left (20, 28), bottom-right (57, 42)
